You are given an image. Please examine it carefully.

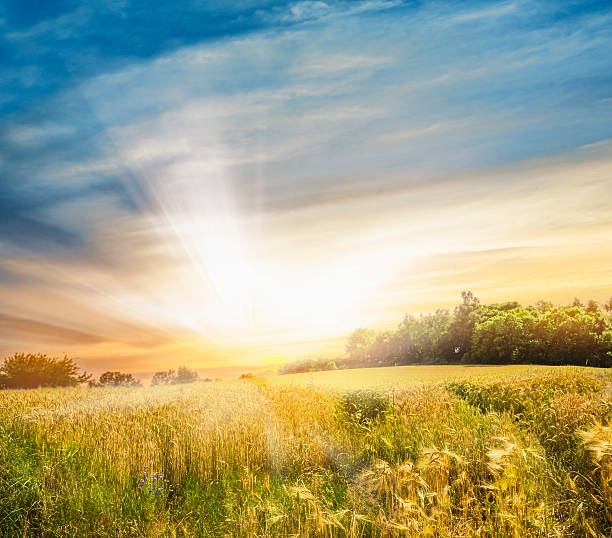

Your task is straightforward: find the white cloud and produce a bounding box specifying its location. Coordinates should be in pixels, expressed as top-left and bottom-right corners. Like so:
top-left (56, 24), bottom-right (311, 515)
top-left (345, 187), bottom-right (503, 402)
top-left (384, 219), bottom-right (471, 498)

top-left (5, 123), bottom-right (73, 145)
top-left (452, 2), bottom-right (518, 23)
top-left (5, 0), bottom-right (612, 362)
top-left (286, 1), bottom-right (330, 22)
top-left (292, 53), bottom-right (391, 76)
top-left (259, 0), bottom-right (402, 24)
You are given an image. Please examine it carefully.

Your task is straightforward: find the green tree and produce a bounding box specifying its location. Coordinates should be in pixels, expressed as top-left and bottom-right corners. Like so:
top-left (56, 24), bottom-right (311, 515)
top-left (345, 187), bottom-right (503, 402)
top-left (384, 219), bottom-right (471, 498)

top-left (368, 331), bottom-right (397, 366)
top-left (525, 306), bottom-right (608, 366)
top-left (471, 311), bottom-right (527, 363)
top-left (0, 353), bottom-right (91, 389)
top-left (447, 291), bottom-right (481, 362)
top-left (396, 310), bottom-right (452, 364)
top-left (345, 328), bottom-right (376, 364)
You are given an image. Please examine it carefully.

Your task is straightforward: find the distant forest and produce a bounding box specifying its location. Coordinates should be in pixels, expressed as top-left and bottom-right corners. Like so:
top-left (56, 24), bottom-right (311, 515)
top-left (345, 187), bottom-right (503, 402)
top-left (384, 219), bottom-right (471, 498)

top-left (280, 292), bottom-right (612, 374)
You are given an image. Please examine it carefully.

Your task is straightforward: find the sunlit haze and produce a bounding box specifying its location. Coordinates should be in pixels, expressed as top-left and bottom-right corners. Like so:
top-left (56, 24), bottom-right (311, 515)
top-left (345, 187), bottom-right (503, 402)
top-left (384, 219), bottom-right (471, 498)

top-left (1, 1), bottom-right (611, 379)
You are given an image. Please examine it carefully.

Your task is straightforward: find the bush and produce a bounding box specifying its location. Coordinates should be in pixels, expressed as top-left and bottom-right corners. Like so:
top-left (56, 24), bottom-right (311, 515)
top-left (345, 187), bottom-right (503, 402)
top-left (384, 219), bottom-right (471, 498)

top-left (0, 353), bottom-right (91, 389)
top-left (90, 371), bottom-right (142, 388)
top-left (151, 367), bottom-right (199, 386)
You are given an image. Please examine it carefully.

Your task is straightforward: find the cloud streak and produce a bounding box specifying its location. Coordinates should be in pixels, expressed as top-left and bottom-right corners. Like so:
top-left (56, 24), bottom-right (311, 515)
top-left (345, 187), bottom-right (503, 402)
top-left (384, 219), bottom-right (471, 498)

top-left (1, 0), bottom-right (611, 374)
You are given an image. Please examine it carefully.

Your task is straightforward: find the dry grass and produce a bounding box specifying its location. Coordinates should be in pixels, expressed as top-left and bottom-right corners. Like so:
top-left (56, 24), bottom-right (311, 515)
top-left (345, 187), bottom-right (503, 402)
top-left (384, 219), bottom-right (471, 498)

top-left (0, 366), bottom-right (611, 536)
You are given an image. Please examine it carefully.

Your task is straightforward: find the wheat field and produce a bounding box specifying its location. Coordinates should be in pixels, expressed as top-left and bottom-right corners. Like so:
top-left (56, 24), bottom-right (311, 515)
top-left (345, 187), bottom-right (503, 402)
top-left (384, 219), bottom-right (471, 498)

top-left (1, 366), bottom-right (611, 537)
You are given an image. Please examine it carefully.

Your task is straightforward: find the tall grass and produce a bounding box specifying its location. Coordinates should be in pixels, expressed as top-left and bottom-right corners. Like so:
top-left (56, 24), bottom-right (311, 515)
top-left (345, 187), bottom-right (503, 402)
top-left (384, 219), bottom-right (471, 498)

top-left (0, 367), bottom-right (610, 536)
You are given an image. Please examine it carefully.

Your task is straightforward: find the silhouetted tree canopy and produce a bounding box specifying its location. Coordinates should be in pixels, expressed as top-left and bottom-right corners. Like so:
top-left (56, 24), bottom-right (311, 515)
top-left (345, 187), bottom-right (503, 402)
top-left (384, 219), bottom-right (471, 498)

top-left (0, 353), bottom-right (91, 389)
top-left (151, 366), bottom-right (199, 385)
top-left (90, 371), bottom-right (142, 388)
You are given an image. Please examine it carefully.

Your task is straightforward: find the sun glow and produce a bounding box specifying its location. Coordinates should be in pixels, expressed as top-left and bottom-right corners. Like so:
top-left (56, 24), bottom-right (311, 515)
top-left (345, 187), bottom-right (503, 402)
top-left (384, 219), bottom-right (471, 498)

top-left (103, 109), bottom-right (419, 343)
top-left (2, 1), bottom-right (611, 378)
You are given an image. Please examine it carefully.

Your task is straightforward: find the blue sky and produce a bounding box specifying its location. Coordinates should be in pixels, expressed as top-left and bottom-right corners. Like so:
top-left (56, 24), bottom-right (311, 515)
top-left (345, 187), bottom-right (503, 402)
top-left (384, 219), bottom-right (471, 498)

top-left (1, 0), bottom-right (611, 375)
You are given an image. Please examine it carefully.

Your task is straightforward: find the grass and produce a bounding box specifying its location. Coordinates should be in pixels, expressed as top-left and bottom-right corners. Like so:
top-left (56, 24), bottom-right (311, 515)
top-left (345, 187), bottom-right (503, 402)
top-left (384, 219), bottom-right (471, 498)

top-left (0, 365), bottom-right (611, 536)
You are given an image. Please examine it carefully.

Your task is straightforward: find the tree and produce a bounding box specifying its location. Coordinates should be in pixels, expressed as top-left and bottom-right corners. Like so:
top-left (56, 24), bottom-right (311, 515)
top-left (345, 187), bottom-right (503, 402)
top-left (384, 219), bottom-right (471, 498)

top-left (447, 291), bottom-right (481, 361)
top-left (586, 300), bottom-right (599, 314)
top-left (397, 310), bottom-right (452, 364)
top-left (91, 371), bottom-right (142, 388)
top-left (0, 353), bottom-right (91, 389)
top-left (471, 311), bottom-right (526, 364)
top-left (534, 300), bottom-right (553, 312)
top-left (368, 331), bottom-right (396, 366)
top-left (151, 366), bottom-right (199, 386)
top-left (151, 370), bottom-right (176, 386)
top-left (340, 293), bottom-right (612, 369)
top-left (175, 366), bottom-right (199, 384)
top-left (345, 328), bottom-right (376, 364)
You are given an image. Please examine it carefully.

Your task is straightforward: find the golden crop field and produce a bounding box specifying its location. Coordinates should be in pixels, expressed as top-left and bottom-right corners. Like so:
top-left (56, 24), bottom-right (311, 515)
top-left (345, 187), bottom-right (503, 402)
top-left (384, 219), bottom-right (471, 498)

top-left (1, 365), bottom-right (611, 537)
top-left (264, 364), bottom-right (558, 390)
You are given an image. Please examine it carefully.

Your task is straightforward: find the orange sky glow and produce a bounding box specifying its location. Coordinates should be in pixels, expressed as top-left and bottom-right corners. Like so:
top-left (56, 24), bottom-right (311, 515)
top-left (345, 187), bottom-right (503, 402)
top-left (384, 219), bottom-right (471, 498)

top-left (1, 2), bottom-right (611, 380)
top-left (2, 148), bottom-right (611, 380)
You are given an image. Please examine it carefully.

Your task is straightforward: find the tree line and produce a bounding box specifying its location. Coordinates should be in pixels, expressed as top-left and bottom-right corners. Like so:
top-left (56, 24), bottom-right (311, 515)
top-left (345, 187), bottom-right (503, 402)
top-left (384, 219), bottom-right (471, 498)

top-left (0, 353), bottom-right (202, 390)
top-left (280, 292), bottom-right (612, 374)
top-left (3, 292), bottom-right (611, 387)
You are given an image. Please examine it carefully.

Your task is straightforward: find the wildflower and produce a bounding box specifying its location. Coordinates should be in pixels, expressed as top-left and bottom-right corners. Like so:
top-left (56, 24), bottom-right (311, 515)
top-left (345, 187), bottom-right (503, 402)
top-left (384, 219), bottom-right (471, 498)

top-left (138, 461), bottom-right (169, 496)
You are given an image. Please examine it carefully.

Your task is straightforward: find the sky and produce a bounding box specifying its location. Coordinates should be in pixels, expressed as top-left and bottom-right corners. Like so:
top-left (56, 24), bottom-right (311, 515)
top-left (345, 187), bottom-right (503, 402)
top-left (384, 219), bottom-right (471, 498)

top-left (1, 0), bottom-right (611, 379)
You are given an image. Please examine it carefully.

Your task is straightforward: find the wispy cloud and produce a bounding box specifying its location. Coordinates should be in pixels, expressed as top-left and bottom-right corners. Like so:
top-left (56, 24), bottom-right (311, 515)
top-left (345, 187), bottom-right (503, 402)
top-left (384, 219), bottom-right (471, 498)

top-left (271, 1), bottom-right (331, 23)
top-left (452, 2), bottom-right (518, 22)
top-left (1, 0), bottom-right (611, 372)
top-left (258, 0), bottom-right (403, 24)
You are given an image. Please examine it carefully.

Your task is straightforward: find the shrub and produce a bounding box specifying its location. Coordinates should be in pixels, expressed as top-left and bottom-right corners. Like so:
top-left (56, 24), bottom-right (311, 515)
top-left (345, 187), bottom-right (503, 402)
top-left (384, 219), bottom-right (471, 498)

top-left (0, 353), bottom-right (91, 389)
top-left (151, 367), bottom-right (199, 385)
top-left (91, 371), bottom-right (142, 388)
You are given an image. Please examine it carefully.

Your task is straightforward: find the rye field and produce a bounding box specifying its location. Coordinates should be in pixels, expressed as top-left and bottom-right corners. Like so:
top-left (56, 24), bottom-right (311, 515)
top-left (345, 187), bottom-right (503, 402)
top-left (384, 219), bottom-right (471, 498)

top-left (1, 365), bottom-right (611, 537)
